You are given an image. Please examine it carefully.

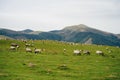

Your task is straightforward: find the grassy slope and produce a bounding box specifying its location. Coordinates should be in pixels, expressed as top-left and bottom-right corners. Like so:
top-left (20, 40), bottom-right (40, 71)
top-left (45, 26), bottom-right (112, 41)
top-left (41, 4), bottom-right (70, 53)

top-left (0, 40), bottom-right (120, 80)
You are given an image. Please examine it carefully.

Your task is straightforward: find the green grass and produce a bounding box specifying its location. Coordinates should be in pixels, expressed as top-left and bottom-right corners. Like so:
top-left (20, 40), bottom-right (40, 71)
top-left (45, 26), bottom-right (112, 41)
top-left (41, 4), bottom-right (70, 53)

top-left (0, 40), bottom-right (120, 80)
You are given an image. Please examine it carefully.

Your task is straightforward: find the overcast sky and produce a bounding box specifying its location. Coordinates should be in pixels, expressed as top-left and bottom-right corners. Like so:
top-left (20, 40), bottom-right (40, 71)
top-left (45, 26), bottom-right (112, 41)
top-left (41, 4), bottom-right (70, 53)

top-left (0, 0), bottom-right (120, 33)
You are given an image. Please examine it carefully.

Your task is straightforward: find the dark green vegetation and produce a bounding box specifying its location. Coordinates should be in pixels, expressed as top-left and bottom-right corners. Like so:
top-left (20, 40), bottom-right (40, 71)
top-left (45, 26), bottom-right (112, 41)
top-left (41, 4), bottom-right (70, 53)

top-left (0, 24), bottom-right (120, 46)
top-left (0, 40), bottom-right (120, 80)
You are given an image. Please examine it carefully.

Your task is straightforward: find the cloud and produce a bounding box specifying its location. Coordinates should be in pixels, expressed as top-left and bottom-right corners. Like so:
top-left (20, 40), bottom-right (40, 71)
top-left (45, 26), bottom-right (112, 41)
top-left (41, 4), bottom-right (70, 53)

top-left (0, 0), bottom-right (120, 33)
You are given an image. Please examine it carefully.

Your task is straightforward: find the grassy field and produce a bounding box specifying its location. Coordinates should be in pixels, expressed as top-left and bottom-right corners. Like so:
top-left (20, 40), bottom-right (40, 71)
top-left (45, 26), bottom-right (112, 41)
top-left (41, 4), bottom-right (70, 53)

top-left (0, 40), bottom-right (120, 80)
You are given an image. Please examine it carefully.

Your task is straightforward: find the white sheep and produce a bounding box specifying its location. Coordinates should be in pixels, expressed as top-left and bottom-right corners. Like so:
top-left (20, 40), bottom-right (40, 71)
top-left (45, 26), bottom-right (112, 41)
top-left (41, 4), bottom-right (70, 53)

top-left (73, 50), bottom-right (81, 55)
top-left (22, 39), bottom-right (27, 43)
top-left (25, 43), bottom-right (31, 47)
top-left (11, 43), bottom-right (18, 47)
top-left (10, 46), bottom-right (16, 50)
top-left (26, 48), bottom-right (32, 53)
top-left (34, 48), bottom-right (41, 54)
top-left (10, 45), bottom-right (19, 50)
top-left (96, 50), bottom-right (104, 56)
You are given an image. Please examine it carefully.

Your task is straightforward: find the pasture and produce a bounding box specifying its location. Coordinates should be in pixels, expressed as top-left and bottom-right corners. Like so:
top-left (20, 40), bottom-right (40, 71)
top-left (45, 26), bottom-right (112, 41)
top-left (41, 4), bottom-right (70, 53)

top-left (0, 40), bottom-right (120, 80)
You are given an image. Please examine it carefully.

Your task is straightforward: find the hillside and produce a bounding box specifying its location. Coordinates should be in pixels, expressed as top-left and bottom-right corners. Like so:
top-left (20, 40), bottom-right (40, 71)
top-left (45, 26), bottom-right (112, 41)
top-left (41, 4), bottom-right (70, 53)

top-left (116, 34), bottom-right (120, 39)
top-left (0, 40), bottom-right (120, 80)
top-left (0, 35), bottom-right (14, 40)
top-left (0, 24), bottom-right (120, 46)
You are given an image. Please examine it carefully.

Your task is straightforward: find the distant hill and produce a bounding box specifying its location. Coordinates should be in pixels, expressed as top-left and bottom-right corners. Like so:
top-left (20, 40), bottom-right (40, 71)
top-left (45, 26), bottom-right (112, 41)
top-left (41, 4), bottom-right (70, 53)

top-left (0, 24), bottom-right (120, 46)
top-left (19, 29), bottom-right (33, 34)
top-left (0, 29), bottom-right (61, 40)
top-left (0, 29), bottom-right (28, 39)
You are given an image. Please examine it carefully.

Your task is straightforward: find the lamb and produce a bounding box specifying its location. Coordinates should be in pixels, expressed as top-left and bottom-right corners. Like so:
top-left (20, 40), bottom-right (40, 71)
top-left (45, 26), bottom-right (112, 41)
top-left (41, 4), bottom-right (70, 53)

top-left (34, 48), bottom-right (41, 54)
top-left (96, 50), bottom-right (104, 56)
top-left (73, 50), bottom-right (81, 55)
top-left (26, 47), bottom-right (32, 53)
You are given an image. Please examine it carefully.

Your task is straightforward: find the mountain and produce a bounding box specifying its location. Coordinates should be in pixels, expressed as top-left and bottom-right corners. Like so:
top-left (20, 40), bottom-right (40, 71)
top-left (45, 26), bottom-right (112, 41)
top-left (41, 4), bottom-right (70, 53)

top-left (0, 24), bottom-right (120, 46)
top-left (0, 29), bottom-right (28, 39)
top-left (19, 29), bottom-right (33, 34)
top-left (116, 34), bottom-right (120, 39)
top-left (0, 28), bottom-right (61, 40)
top-left (51, 24), bottom-right (120, 46)
top-left (52, 24), bottom-right (114, 37)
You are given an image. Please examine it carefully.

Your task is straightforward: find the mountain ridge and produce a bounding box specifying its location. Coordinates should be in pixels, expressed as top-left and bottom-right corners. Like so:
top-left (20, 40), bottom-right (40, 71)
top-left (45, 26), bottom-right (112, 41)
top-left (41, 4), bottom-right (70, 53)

top-left (0, 24), bottom-right (120, 46)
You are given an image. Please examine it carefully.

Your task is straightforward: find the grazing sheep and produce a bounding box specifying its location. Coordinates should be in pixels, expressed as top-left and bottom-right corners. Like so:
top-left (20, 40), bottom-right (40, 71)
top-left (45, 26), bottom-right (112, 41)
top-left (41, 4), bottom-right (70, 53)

top-left (73, 50), bottom-right (81, 55)
top-left (83, 50), bottom-right (90, 55)
top-left (10, 45), bottom-right (19, 50)
top-left (96, 50), bottom-right (104, 56)
top-left (10, 46), bottom-right (16, 50)
top-left (22, 39), bottom-right (27, 43)
top-left (26, 48), bottom-right (32, 53)
top-left (11, 43), bottom-right (18, 47)
top-left (34, 48), bottom-right (41, 54)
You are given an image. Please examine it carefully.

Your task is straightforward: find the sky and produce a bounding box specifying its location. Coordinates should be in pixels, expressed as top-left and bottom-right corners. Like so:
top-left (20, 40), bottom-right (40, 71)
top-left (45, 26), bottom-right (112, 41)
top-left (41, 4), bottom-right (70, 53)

top-left (0, 0), bottom-right (120, 33)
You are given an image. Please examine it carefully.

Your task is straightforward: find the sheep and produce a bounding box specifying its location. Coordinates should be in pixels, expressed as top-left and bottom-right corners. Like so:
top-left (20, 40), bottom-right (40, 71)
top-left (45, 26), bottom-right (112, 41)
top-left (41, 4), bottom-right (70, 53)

top-left (10, 45), bottom-right (19, 50)
top-left (11, 43), bottom-right (18, 47)
top-left (10, 46), bottom-right (16, 50)
top-left (26, 47), bottom-right (32, 53)
top-left (96, 50), bottom-right (104, 56)
top-left (34, 48), bottom-right (41, 54)
top-left (25, 43), bottom-right (31, 47)
top-left (83, 50), bottom-right (90, 55)
top-left (73, 50), bottom-right (81, 55)
top-left (22, 39), bottom-right (27, 43)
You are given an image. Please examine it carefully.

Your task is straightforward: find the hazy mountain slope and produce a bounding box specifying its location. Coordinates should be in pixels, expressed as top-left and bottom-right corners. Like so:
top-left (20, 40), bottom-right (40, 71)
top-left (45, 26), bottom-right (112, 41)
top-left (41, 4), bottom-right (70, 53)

top-left (0, 29), bottom-right (28, 39)
top-left (0, 29), bottom-right (62, 40)
top-left (0, 29), bottom-right (21, 34)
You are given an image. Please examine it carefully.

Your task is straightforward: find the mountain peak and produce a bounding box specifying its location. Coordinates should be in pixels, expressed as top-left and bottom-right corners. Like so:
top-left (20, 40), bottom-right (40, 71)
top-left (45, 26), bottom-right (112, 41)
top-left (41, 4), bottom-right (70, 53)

top-left (62, 24), bottom-right (113, 36)
top-left (63, 24), bottom-right (91, 32)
